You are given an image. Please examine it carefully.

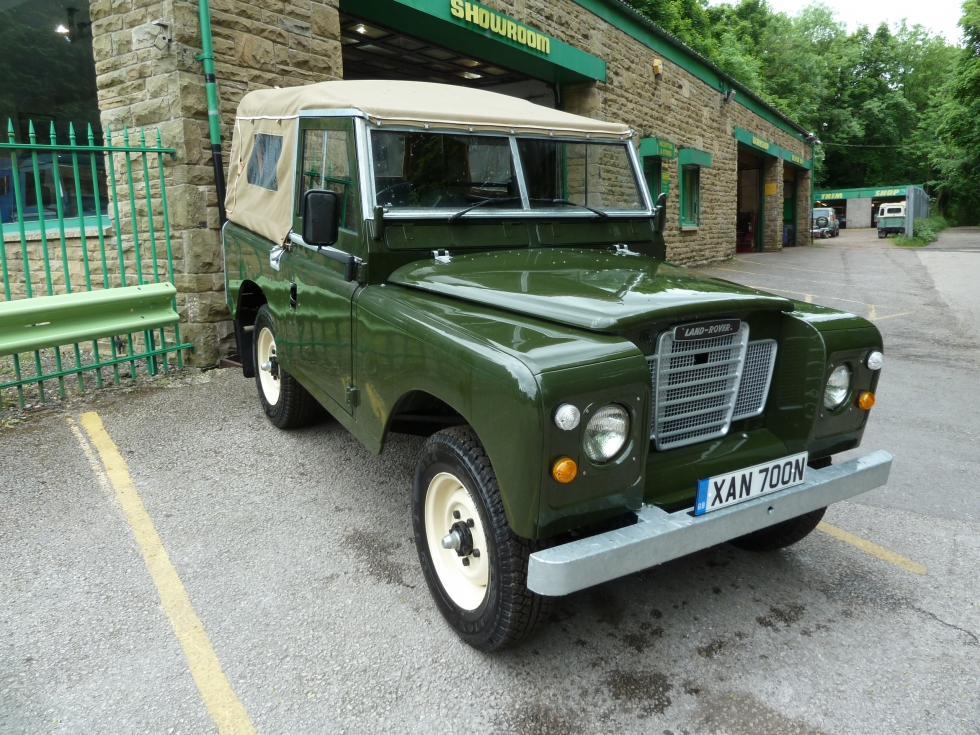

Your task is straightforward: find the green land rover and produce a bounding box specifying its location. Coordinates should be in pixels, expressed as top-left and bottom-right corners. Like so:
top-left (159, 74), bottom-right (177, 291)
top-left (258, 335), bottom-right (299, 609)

top-left (222, 80), bottom-right (891, 651)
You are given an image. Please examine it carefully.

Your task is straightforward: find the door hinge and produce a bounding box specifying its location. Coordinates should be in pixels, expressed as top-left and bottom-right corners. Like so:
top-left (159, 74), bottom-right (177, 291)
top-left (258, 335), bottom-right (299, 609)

top-left (346, 382), bottom-right (359, 407)
top-left (289, 282), bottom-right (297, 309)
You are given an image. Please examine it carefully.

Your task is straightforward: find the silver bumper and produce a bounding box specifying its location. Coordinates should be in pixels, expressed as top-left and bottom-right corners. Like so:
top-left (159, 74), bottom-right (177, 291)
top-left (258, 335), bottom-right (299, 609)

top-left (527, 450), bottom-right (892, 596)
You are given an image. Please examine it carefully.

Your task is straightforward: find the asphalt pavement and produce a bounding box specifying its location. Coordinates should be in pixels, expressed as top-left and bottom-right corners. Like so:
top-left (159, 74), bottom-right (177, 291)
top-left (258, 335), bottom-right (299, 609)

top-left (1, 227), bottom-right (978, 734)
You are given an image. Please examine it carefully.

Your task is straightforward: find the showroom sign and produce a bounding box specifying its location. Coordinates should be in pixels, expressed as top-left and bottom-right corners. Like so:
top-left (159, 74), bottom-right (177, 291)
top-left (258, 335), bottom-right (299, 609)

top-left (450, 0), bottom-right (552, 54)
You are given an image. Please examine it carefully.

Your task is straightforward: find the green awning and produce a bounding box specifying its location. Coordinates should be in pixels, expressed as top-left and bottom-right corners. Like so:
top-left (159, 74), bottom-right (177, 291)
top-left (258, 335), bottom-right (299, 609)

top-left (678, 147), bottom-right (712, 168)
top-left (639, 137), bottom-right (676, 159)
top-left (340, 0), bottom-right (606, 84)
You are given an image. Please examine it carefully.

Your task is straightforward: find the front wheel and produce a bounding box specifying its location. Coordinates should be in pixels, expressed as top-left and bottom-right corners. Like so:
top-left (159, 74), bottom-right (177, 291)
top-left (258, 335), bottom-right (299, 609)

top-left (253, 305), bottom-right (317, 429)
top-left (413, 426), bottom-right (551, 651)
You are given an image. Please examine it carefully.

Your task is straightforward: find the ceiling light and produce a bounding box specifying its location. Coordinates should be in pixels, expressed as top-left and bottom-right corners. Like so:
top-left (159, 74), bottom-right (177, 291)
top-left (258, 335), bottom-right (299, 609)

top-left (55, 24), bottom-right (70, 34)
top-left (457, 71), bottom-right (482, 79)
top-left (354, 24), bottom-right (368, 34)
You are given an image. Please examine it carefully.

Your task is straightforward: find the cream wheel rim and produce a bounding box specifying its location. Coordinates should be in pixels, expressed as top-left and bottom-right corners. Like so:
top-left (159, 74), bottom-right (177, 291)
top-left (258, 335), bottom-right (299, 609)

top-left (424, 472), bottom-right (489, 610)
top-left (256, 326), bottom-right (281, 405)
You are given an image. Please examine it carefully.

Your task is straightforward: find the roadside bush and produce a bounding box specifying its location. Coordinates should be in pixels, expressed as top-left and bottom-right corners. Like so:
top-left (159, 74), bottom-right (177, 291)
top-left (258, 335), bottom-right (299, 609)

top-left (893, 214), bottom-right (950, 247)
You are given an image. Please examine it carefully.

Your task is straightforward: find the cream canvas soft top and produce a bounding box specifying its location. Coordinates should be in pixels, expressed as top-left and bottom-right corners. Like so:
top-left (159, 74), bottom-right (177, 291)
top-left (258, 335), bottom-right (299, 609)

top-left (225, 80), bottom-right (634, 245)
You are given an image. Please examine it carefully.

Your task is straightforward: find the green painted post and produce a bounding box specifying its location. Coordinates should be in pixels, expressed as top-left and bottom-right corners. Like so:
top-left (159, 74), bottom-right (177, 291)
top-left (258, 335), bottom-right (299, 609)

top-left (196, 0), bottom-right (227, 224)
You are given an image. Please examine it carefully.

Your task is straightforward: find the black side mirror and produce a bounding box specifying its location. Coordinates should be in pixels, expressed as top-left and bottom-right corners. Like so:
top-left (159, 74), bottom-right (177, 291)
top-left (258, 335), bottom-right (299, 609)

top-left (654, 192), bottom-right (667, 234)
top-left (303, 189), bottom-right (340, 247)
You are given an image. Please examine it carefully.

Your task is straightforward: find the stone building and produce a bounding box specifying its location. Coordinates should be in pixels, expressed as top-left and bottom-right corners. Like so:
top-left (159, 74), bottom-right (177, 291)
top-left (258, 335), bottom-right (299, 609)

top-left (1, 0), bottom-right (815, 364)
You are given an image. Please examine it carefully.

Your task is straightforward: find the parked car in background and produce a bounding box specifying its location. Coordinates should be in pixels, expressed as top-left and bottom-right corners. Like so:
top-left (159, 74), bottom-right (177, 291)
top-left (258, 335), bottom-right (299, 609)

top-left (812, 207), bottom-right (839, 237)
top-left (877, 203), bottom-right (906, 238)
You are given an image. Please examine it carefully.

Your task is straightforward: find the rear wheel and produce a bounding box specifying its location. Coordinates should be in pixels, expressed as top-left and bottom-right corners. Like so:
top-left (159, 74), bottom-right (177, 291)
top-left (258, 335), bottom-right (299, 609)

top-left (413, 426), bottom-right (551, 651)
top-left (878, 231), bottom-right (886, 239)
top-left (253, 305), bottom-right (317, 429)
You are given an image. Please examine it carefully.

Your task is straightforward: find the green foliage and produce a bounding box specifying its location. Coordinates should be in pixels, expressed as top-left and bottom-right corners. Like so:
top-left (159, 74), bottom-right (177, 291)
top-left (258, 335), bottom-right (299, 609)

top-left (892, 214), bottom-right (951, 246)
top-left (628, 0), bottom-right (977, 223)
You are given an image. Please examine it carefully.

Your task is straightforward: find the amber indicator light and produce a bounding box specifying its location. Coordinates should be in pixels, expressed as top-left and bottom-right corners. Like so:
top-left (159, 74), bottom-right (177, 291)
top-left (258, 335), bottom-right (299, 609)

top-left (857, 391), bottom-right (875, 410)
top-left (552, 457), bottom-right (578, 483)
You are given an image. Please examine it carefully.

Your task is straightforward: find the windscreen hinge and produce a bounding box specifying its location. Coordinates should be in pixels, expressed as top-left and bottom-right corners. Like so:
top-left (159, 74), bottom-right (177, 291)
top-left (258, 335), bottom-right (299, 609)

top-left (433, 249), bottom-right (452, 264)
top-left (609, 243), bottom-right (638, 256)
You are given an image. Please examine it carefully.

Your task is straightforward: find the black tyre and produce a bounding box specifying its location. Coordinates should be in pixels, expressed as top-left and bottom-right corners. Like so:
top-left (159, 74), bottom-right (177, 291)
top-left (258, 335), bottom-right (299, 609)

top-left (729, 457), bottom-right (831, 552)
top-left (413, 426), bottom-right (552, 651)
top-left (728, 507), bottom-right (826, 552)
top-left (878, 231), bottom-right (886, 239)
top-left (253, 305), bottom-right (317, 429)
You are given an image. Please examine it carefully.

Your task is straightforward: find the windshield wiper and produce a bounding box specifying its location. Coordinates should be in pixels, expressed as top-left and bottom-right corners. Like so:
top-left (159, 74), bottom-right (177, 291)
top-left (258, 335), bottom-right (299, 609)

top-left (531, 198), bottom-right (608, 218)
top-left (448, 196), bottom-right (521, 221)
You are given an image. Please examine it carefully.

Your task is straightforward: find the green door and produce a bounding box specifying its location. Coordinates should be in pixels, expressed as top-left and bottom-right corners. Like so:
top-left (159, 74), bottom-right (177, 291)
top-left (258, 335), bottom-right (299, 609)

top-left (283, 117), bottom-right (361, 415)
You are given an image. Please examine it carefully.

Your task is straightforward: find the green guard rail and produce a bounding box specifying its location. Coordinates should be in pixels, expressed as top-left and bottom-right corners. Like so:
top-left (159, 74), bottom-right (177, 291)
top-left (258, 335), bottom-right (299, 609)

top-left (0, 283), bottom-right (178, 357)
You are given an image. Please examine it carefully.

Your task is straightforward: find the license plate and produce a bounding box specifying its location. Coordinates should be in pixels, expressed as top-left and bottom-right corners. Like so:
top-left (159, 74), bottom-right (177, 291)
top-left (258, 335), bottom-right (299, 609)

top-left (695, 452), bottom-right (809, 516)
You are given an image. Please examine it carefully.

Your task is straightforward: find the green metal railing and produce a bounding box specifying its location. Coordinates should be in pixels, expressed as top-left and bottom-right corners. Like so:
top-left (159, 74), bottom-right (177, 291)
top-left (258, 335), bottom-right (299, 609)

top-left (0, 120), bottom-right (193, 409)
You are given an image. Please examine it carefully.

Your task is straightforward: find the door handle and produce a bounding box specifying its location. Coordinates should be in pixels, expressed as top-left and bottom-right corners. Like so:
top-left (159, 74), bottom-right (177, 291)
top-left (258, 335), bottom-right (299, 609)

top-left (289, 282), bottom-right (297, 309)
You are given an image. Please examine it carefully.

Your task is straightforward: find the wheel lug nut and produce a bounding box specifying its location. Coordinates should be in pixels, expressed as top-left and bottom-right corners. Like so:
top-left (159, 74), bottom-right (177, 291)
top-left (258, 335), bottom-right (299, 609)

top-left (466, 518), bottom-right (474, 527)
top-left (461, 557), bottom-right (470, 566)
top-left (453, 510), bottom-right (461, 519)
top-left (472, 549), bottom-right (480, 558)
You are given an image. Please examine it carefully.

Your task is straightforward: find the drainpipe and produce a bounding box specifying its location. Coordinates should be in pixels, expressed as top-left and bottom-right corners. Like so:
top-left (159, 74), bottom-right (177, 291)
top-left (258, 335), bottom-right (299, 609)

top-left (195, 0), bottom-right (227, 224)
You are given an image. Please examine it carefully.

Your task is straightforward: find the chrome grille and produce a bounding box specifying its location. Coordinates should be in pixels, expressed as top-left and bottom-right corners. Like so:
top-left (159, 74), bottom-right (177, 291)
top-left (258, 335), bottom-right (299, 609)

top-left (648, 324), bottom-right (749, 450)
top-left (648, 325), bottom-right (778, 450)
top-left (732, 339), bottom-right (777, 420)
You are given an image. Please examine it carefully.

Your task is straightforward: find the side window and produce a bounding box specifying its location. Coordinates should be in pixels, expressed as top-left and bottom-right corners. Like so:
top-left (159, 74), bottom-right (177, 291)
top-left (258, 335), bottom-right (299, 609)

top-left (246, 133), bottom-right (282, 191)
top-left (299, 128), bottom-right (357, 233)
top-left (680, 165), bottom-right (700, 226)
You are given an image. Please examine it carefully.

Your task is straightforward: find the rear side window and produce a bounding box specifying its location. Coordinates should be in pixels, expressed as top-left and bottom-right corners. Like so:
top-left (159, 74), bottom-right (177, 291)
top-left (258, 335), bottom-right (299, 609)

top-left (246, 133), bottom-right (283, 191)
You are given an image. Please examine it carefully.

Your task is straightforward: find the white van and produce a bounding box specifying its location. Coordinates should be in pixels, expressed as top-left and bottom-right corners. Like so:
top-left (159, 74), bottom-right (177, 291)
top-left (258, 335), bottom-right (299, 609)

top-left (877, 203), bottom-right (906, 238)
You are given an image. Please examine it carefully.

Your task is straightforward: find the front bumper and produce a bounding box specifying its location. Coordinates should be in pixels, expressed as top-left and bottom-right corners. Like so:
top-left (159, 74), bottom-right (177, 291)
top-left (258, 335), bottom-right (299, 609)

top-left (527, 450), bottom-right (892, 596)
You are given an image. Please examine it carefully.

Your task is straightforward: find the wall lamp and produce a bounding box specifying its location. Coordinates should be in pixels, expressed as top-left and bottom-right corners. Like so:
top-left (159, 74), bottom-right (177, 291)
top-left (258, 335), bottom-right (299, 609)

top-left (653, 58), bottom-right (663, 80)
top-left (723, 89), bottom-right (737, 104)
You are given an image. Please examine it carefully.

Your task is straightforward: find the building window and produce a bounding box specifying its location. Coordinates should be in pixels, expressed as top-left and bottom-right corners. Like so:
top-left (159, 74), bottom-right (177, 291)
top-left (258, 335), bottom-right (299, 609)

top-left (680, 166), bottom-right (700, 227)
top-left (677, 147), bottom-right (712, 229)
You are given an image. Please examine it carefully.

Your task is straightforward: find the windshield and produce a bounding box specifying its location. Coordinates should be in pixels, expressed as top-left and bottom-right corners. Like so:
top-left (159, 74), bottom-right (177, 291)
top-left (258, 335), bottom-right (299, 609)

top-left (370, 130), bottom-right (646, 215)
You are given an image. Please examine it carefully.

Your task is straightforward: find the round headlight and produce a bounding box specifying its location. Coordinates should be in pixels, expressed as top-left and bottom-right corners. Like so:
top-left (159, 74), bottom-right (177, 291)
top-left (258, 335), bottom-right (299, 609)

top-left (823, 365), bottom-right (851, 409)
top-left (866, 351), bottom-right (884, 370)
top-left (583, 405), bottom-right (630, 463)
top-left (554, 403), bottom-right (581, 431)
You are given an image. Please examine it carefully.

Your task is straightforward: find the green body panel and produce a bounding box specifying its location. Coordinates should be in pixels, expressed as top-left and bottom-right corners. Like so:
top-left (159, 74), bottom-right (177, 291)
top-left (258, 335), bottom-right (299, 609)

top-left (0, 283), bottom-right (178, 357)
top-left (878, 216), bottom-right (905, 230)
top-left (221, 102), bottom-right (884, 540)
top-left (388, 248), bottom-right (794, 332)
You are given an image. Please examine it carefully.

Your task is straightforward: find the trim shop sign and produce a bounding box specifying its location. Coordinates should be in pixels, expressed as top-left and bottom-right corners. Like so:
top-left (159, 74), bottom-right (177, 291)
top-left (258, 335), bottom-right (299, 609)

top-left (450, 0), bottom-right (552, 54)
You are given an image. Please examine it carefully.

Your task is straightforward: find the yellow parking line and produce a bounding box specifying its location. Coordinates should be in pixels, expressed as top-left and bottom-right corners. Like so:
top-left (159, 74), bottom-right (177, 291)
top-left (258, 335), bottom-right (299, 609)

top-left (817, 522), bottom-right (928, 575)
top-left (72, 413), bottom-right (256, 735)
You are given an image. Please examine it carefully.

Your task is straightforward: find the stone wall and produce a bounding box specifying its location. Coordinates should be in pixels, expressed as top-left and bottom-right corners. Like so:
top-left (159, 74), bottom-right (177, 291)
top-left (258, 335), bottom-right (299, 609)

top-left (487, 0), bottom-right (813, 265)
top-left (89, 0), bottom-right (342, 364)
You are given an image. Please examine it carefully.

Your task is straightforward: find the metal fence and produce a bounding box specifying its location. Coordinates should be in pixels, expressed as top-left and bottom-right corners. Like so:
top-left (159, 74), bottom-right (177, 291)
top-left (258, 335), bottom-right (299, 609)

top-left (0, 120), bottom-right (192, 409)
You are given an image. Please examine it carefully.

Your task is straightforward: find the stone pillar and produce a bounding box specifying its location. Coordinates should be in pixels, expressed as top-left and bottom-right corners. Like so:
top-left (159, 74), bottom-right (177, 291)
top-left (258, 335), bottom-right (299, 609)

top-left (90, 0), bottom-right (342, 365)
top-left (796, 168), bottom-right (812, 245)
top-left (762, 155), bottom-right (783, 251)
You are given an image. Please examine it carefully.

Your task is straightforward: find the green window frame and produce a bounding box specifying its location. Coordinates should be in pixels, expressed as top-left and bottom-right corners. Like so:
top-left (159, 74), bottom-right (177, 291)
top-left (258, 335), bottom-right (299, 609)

top-left (677, 148), bottom-right (712, 228)
top-left (680, 165), bottom-right (700, 227)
